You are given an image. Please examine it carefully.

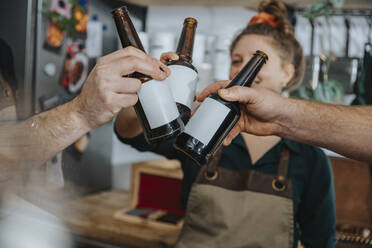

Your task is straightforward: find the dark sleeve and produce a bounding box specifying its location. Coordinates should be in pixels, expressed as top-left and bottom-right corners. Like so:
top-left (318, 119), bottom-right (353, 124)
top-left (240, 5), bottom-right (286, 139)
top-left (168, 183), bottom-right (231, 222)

top-left (298, 148), bottom-right (337, 248)
top-left (114, 127), bottom-right (179, 160)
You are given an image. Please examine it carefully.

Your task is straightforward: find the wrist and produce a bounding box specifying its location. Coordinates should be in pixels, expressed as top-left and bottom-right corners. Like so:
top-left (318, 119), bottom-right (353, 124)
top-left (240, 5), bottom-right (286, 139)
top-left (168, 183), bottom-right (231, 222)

top-left (69, 96), bottom-right (95, 132)
top-left (115, 107), bottom-right (142, 138)
top-left (273, 97), bottom-right (297, 138)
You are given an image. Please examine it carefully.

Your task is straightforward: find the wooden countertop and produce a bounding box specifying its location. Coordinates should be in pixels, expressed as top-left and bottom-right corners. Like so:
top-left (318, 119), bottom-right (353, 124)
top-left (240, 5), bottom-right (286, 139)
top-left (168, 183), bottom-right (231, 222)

top-left (60, 190), bottom-right (180, 248)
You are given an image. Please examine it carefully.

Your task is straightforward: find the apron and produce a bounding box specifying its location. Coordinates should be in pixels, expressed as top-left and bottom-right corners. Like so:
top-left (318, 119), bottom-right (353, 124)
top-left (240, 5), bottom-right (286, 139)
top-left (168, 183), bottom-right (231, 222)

top-left (175, 146), bottom-right (294, 248)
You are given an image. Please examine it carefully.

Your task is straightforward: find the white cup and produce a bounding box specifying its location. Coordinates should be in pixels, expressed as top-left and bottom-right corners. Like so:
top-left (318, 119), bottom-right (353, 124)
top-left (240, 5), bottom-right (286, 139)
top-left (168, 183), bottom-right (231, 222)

top-left (138, 32), bottom-right (149, 53)
top-left (149, 32), bottom-right (175, 60)
top-left (193, 34), bottom-right (207, 66)
top-left (213, 35), bottom-right (232, 81)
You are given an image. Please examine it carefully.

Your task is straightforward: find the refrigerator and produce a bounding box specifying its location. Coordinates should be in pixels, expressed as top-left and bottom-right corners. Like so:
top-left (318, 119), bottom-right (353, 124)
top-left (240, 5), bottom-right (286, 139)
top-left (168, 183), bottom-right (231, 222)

top-left (0, 0), bottom-right (129, 194)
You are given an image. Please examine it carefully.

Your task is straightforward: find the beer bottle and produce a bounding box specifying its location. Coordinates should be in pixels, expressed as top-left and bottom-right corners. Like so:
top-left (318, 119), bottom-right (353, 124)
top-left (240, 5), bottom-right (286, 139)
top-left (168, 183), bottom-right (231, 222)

top-left (167, 17), bottom-right (198, 124)
top-left (174, 51), bottom-right (268, 165)
top-left (112, 6), bottom-right (184, 144)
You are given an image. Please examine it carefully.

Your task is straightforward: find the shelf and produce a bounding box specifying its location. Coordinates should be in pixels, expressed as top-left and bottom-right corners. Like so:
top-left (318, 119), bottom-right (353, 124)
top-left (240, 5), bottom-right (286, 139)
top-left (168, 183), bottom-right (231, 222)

top-left (122, 0), bottom-right (372, 10)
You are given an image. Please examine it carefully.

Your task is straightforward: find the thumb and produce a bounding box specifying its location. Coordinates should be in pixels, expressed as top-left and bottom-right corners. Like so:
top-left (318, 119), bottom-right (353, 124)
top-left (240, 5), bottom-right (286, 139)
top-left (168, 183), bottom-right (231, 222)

top-left (218, 86), bottom-right (257, 104)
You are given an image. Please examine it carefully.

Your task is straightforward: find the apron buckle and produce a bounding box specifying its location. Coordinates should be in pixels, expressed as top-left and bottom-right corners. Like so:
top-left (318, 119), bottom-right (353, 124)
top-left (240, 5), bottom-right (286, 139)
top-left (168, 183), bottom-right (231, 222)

top-left (272, 178), bottom-right (286, 192)
top-left (204, 170), bottom-right (218, 181)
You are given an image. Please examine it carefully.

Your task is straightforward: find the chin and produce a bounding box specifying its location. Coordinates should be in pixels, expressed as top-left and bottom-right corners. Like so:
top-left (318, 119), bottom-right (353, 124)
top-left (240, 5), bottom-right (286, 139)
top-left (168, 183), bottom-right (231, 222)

top-left (254, 84), bottom-right (281, 94)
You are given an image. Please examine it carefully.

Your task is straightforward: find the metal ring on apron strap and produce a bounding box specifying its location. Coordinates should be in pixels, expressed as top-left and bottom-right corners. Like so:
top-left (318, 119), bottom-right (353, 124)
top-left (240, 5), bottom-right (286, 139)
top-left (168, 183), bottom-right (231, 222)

top-left (272, 178), bottom-right (286, 192)
top-left (204, 170), bottom-right (218, 181)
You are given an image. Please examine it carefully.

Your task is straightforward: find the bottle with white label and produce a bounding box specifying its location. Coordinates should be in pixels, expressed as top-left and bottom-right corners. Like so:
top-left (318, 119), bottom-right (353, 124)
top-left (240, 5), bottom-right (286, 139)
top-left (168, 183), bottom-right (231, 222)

top-left (174, 51), bottom-right (268, 165)
top-left (112, 6), bottom-right (184, 144)
top-left (167, 17), bottom-right (198, 124)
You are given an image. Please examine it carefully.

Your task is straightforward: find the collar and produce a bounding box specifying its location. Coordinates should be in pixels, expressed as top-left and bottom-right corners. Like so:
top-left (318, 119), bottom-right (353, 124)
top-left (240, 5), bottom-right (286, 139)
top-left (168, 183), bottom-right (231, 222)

top-left (281, 138), bottom-right (302, 154)
top-left (232, 134), bottom-right (301, 154)
top-left (231, 134), bottom-right (301, 166)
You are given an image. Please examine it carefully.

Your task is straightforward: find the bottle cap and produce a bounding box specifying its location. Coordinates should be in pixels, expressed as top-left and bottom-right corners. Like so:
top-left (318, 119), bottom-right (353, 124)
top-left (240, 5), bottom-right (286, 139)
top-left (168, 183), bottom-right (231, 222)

top-left (184, 17), bottom-right (198, 27)
top-left (255, 50), bottom-right (268, 60)
top-left (112, 6), bottom-right (128, 16)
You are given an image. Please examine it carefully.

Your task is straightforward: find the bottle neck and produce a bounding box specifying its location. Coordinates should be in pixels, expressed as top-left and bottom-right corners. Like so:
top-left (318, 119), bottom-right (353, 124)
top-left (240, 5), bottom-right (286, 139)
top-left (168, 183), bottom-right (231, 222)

top-left (226, 55), bottom-right (267, 88)
top-left (113, 8), bottom-right (145, 52)
top-left (176, 22), bottom-right (197, 63)
top-left (112, 7), bottom-right (149, 81)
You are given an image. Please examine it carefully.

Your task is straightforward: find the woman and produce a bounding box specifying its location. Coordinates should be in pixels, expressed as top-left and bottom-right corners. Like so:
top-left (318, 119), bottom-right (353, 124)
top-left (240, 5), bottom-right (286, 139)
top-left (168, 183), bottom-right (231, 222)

top-left (114, 0), bottom-right (337, 247)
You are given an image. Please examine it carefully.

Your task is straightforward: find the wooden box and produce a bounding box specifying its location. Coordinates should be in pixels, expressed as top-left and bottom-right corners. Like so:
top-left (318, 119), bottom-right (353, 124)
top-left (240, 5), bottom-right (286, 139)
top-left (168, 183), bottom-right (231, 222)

top-left (114, 159), bottom-right (185, 231)
top-left (330, 157), bottom-right (372, 247)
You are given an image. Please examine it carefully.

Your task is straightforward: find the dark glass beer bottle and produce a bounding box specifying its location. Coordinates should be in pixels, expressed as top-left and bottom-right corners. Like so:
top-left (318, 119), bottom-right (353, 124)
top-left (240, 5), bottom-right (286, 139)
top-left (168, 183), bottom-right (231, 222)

top-left (174, 51), bottom-right (268, 165)
top-left (167, 17), bottom-right (198, 124)
top-left (112, 6), bottom-right (184, 144)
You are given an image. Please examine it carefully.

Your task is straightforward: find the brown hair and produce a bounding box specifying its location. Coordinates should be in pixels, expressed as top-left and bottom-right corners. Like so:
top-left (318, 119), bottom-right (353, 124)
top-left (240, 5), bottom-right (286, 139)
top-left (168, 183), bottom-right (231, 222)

top-left (230, 0), bottom-right (305, 91)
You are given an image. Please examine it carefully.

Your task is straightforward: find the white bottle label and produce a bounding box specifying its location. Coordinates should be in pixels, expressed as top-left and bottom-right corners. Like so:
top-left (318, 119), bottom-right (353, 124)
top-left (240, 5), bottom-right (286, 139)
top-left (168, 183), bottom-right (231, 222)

top-left (167, 65), bottom-right (198, 109)
top-left (138, 80), bottom-right (180, 129)
top-left (184, 97), bottom-right (230, 145)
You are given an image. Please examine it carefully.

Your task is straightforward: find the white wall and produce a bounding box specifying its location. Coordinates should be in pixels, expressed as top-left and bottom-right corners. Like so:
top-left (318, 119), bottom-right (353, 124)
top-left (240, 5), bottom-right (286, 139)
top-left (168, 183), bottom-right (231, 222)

top-left (147, 6), bottom-right (256, 37)
top-left (147, 6), bottom-right (372, 58)
top-left (111, 133), bottom-right (161, 190)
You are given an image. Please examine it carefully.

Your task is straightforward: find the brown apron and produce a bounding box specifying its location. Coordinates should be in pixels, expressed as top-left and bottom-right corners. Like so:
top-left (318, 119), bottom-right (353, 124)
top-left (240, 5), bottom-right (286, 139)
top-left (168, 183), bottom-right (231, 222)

top-left (175, 146), bottom-right (294, 248)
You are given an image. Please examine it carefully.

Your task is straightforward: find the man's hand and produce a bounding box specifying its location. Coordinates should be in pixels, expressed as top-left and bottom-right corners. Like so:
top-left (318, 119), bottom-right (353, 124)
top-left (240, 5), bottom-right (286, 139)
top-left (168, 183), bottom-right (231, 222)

top-left (197, 82), bottom-right (290, 145)
top-left (160, 52), bottom-right (179, 64)
top-left (73, 46), bottom-right (170, 129)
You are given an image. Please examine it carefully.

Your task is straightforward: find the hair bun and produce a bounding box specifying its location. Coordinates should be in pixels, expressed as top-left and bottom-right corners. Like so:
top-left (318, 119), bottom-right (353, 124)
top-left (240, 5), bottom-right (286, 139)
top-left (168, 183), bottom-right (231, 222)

top-left (256, 0), bottom-right (294, 35)
top-left (258, 0), bottom-right (287, 20)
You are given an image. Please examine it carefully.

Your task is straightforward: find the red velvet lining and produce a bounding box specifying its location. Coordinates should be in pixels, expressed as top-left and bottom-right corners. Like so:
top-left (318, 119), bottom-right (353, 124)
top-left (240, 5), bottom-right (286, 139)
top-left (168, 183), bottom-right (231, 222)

top-left (136, 173), bottom-right (185, 216)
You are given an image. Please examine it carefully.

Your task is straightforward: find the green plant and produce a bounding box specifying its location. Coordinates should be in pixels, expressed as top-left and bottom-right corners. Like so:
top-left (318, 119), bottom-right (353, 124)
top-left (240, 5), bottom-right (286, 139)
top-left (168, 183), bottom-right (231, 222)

top-left (45, 11), bottom-right (78, 35)
top-left (291, 79), bottom-right (344, 103)
top-left (303, 0), bottom-right (344, 19)
top-left (43, 0), bottom-right (85, 37)
top-left (297, 0), bottom-right (345, 103)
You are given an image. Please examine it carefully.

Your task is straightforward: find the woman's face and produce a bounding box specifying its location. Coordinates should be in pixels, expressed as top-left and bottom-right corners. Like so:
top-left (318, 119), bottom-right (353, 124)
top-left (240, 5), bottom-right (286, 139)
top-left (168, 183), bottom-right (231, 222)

top-left (230, 34), bottom-right (294, 94)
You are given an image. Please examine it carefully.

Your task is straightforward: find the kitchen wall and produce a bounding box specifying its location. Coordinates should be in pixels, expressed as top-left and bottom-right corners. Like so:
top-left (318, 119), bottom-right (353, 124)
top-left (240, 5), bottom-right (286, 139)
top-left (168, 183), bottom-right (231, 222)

top-left (296, 15), bottom-right (372, 58)
top-left (146, 6), bottom-right (372, 58)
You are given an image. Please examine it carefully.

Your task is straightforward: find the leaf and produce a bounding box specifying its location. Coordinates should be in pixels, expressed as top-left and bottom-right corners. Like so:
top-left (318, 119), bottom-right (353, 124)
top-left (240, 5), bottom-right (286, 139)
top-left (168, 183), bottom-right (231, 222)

top-left (290, 79), bottom-right (344, 103)
top-left (43, 0), bottom-right (86, 38)
top-left (302, 1), bottom-right (334, 19)
top-left (42, 1), bottom-right (48, 9)
top-left (330, 0), bottom-right (344, 8)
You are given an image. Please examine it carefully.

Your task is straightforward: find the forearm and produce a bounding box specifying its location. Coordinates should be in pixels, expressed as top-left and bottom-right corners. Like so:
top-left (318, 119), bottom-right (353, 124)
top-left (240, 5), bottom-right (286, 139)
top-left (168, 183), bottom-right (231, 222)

top-left (0, 97), bottom-right (91, 178)
top-left (277, 99), bottom-right (372, 163)
top-left (115, 107), bottom-right (142, 139)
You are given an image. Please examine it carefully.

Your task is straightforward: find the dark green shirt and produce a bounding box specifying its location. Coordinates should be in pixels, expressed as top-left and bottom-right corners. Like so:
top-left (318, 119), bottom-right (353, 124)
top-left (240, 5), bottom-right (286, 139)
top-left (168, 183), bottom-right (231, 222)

top-left (117, 131), bottom-right (337, 248)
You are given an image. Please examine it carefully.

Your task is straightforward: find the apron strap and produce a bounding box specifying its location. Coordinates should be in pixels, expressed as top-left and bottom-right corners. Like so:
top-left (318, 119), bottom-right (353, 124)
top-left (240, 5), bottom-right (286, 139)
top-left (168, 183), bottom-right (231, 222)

top-left (205, 147), bottom-right (223, 181)
top-left (277, 145), bottom-right (290, 181)
top-left (272, 145), bottom-right (290, 192)
top-left (204, 143), bottom-right (291, 184)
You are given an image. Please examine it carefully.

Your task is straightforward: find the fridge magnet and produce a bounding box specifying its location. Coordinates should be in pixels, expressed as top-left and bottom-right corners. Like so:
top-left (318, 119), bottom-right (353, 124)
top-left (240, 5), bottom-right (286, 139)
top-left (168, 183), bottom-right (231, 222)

top-left (43, 0), bottom-right (72, 53)
top-left (61, 38), bottom-right (89, 94)
top-left (71, 0), bottom-right (89, 39)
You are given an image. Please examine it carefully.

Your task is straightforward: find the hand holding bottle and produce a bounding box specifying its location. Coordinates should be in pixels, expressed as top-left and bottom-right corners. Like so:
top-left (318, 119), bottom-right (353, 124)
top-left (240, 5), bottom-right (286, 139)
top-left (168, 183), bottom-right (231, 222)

top-left (174, 51), bottom-right (268, 165)
top-left (113, 6), bottom-right (185, 144)
top-left (160, 52), bottom-right (179, 64)
top-left (75, 46), bottom-right (169, 130)
top-left (197, 82), bottom-right (288, 146)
